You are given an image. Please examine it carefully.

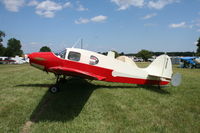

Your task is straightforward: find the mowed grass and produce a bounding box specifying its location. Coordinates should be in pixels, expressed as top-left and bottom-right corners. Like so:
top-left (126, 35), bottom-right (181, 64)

top-left (0, 64), bottom-right (200, 133)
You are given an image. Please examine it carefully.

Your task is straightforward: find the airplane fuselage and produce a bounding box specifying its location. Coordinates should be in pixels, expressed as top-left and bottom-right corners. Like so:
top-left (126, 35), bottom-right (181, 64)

top-left (28, 48), bottom-right (170, 86)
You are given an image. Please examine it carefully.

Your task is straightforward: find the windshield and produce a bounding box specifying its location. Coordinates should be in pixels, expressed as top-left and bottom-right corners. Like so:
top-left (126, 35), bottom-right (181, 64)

top-left (55, 49), bottom-right (67, 59)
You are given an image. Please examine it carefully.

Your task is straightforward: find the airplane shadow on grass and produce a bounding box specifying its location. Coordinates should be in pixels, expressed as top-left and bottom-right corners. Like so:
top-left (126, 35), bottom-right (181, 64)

top-left (16, 78), bottom-right (170, 122)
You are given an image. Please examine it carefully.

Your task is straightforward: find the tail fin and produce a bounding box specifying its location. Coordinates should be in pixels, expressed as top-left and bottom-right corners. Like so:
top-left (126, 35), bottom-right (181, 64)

top-left (146, 55), bottom-right (172, 79)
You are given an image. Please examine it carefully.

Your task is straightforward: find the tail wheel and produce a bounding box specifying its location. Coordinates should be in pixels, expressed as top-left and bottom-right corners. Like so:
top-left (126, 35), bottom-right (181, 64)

top-left (49, 85), bottom-right (59, 93)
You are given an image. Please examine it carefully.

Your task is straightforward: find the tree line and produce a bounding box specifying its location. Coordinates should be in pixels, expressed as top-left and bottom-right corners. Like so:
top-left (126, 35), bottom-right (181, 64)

top-left (1, 29), bottom-right (200, 60)
top-left (0, 31), bottom-right (24, 57)
top-left (100, 37), bottom-right (200, 61)
top-left (100, 50), bottom-right (197, 62)
top-left (0, 30), bottom-right (51, 57)
top-left (137, 37), bottom-right (200, 61)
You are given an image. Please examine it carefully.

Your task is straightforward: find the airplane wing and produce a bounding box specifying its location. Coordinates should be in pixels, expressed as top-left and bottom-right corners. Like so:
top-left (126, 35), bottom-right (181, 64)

top-left (49, 66), bottom-right (106, 80)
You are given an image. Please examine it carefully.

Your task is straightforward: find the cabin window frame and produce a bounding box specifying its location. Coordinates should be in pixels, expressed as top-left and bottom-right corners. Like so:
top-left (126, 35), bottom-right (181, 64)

top-left (68, 51), bottom-right (81, 62)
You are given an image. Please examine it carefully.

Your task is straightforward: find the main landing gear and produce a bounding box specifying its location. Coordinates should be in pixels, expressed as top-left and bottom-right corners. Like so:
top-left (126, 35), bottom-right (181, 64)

top-left (49, 75), bottom-right (66, 94)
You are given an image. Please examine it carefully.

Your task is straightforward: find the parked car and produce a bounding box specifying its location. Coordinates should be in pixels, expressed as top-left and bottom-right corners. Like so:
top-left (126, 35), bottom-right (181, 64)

top-left (133, 57), bottom-right (144, 62)
top-left (148, 58), bottom-right (155, 62)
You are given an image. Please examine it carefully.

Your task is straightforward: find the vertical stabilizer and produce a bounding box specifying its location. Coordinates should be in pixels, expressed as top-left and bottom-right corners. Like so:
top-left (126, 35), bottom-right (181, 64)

top-left (146, 55), bottom-right (173, 79)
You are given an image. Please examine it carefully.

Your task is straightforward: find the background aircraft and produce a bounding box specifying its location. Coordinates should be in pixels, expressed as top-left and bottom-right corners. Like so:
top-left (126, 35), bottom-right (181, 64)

top-left (179, 57), bottom-right (200, 68)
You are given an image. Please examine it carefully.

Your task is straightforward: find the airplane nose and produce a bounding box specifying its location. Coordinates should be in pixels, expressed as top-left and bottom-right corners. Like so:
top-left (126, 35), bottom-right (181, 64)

top-left (28, 53), bottom-right (34, 61)
top-left (27, 54), bottom-right (31, 59)
top-left (28, 52), bottom-right (46, 70)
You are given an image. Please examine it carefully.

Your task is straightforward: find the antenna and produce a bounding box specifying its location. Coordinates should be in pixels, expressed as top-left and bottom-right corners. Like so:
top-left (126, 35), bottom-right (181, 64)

top-left (81, 38), bottom-right (83, 49)
top-left (72, 38), bottom-right (83, 49)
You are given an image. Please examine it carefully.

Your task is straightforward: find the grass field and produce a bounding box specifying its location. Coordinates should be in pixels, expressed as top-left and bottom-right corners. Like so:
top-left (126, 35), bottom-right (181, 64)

top-left (0, 63), bottom-right (200, 133)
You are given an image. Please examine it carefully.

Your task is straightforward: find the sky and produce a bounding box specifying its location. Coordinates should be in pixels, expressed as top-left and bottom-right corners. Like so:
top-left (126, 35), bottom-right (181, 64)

top-left (0, 0), bottom-right (200, 53)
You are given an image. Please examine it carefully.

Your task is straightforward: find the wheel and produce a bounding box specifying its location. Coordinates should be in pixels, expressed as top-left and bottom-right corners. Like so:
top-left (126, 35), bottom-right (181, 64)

top-left (49, 85), bottom-right (59, 93)
top-left (189, 64), bottom-right (193, 69)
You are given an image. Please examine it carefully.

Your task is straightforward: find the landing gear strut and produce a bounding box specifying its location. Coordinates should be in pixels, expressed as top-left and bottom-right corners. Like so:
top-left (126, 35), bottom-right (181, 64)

top-left (49, 74), bottom-right (65, 93)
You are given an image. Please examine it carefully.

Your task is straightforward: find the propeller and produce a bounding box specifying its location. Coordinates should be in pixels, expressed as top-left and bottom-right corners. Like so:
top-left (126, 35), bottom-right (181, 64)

top-left (171, 73), bottom-right (182, 86)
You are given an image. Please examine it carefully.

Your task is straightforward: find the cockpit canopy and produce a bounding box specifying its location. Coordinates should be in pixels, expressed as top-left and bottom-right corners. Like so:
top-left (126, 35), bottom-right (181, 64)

top-left (55, 48), bottom-right (99, 65)
top-left (55, 49), bottom-right (66, 59)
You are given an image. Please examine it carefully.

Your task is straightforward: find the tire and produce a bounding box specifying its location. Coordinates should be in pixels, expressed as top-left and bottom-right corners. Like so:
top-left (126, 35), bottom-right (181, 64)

top-left (189, 64), bottom-right (193, 69)
top-left (49, 85), bottom-right (59, 93)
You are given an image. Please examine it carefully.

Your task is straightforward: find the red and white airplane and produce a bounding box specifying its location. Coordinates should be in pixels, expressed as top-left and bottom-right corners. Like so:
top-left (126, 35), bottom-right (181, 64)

top-left (28, 48), bottom-right (179, 93)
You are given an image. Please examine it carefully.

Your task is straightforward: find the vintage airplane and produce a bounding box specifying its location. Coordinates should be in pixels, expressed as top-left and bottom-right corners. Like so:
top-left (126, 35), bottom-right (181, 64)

top-left (28, 48), bottom-right (181, 93)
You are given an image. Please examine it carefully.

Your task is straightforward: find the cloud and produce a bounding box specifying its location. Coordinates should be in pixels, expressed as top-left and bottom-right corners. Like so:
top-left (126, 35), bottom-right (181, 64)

top-left (30, 42), bottom-right (39, 45)
top-left (193, 19), bottom-right (200, 31)
top-left (28, 0), bottom-right (38, 6)
top-left (148, 0), bottom-right (179, 10)
top-left (1, 0), bottom-right (25, 12)
top-left (75, 15), bottom-right (108, 24)
top-left (35, 0), bottom-right (62, 18)
top-left (111, 0), bottom-right (144, 10)
top-left (142, 13), bottom-right (157, 19)
top-left (194, 19), bottom-right (200, 27)
top-left (169, 19), bottom-right (200, 32)
top-left (91, 15), bottom-right (107, 22)
top-left (76, 1), bottom-right (88, 11)
top-left (36, 0), bottom-right (62, 11)
top-left (63, 2), bottom-right (72, 8)
top-left (36, 10), bottom-right (55, 18)
top-left (169, 22), bottom-right (186, 28)
top-left (75, 18), bottom-right (90, 24)
top-left (28, 0), bottom-right (72, 18)
top-left (111, 0), bottom-right (179, 10)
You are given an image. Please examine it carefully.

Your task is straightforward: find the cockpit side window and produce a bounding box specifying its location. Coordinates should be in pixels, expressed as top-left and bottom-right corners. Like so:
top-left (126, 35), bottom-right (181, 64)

top-left (89, 55), bottom-right (99, 65)
top-left (68, 51), bottom-right (81, 61)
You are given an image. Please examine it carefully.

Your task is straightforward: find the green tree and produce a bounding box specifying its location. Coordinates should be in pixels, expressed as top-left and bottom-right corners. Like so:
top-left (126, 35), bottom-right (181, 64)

top-left (196, 37), bottom-right (200, 56)
top-left (39, 46), bottom-right (51, 52)
top-left (0, 31), bottom-right (6, 56)
top-left (119, 52), bottom-right (124, 56)
top-left (137, 49), bottom-right (153, 61)
top-left (0, 30), bottom-right (5, 44)
top-left (5, 38), bottom-right (23, 57)
top-left (111, 50), bottom-right (119, 58)
top-left (0, 44), bottom-right (6, 56)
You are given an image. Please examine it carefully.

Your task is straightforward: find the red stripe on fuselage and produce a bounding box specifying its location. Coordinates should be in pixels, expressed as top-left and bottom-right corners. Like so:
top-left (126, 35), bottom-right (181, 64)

top-left (29, 52), bottom-right (170, 86)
